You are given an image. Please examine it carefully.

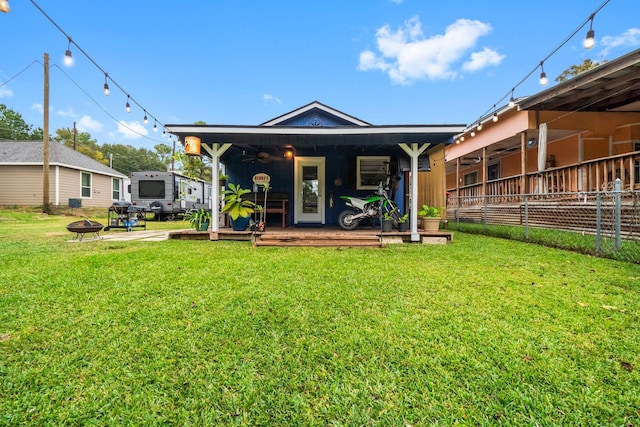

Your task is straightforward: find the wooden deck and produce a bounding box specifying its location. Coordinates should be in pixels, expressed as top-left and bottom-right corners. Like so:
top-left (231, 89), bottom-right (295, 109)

top-left (169, 227), bottom-right (453, 247)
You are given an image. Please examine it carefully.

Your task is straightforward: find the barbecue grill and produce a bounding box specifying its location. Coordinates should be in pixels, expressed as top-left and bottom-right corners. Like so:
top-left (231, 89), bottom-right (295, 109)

top-left (104, 201), bottom-right (147, 232)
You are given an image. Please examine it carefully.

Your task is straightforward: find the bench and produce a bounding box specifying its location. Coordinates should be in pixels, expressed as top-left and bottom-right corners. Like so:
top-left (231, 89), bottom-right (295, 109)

top-left (246, 192), bottom-right (289, 228)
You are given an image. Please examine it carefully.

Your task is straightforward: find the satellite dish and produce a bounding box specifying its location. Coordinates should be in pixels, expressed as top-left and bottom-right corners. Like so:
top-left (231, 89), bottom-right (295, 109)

top-left (527, 138), bottom-right (538, 148)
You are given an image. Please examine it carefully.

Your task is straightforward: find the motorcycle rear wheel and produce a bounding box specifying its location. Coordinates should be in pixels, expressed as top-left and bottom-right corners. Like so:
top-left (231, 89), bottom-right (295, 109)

top-left (338, 209), bottom-right (359, 230)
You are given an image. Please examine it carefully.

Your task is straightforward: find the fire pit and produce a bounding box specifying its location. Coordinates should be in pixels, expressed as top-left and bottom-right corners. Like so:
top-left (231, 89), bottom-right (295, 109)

top-left (66, 219), bottom-right (104, 241)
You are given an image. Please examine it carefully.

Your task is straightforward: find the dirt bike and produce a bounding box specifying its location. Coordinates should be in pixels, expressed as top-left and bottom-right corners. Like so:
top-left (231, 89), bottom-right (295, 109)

top-left (338, 182), bottom-right (401, 230)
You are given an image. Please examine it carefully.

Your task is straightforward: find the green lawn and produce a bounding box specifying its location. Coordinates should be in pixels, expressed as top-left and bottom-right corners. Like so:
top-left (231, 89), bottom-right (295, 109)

top-left (1, 209), bottom-right (639, 425)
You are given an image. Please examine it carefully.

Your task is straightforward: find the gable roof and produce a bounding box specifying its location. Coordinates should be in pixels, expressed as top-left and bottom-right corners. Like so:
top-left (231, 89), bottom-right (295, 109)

top-left (0, 140), bottom-right (126, 178)
top-left (261, 101), bottom-right (371, 127)
top-left (166, 101), bottom-right (465, 153)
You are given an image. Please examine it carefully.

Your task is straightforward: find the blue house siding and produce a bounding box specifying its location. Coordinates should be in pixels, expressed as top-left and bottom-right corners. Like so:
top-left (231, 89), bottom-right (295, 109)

top-left (222, 144), bottom-right (407, 227)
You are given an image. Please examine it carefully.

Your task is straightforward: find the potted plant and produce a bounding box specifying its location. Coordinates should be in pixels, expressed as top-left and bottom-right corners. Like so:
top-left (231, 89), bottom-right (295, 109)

top-left (381, 211), bottom-right (394, 232)
top-left (222, 182), bottom-right (255, 231)
top-left (397, 213), bottom-right (409, 232)
top-left (253, 205), bottom-right (266, 232)
top-left (218, 174), bottom-right (228, 187)
top-left (417, 205), bottom-right (441, 232)
top-left (184, 208), bottom-right (212, 231)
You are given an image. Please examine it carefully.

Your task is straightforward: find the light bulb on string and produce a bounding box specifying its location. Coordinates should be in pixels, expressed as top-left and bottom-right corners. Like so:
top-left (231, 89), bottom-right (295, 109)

top-left (125, 95), bottom-right (131, 113)
top-left (539, 62), bottom-right (548, 86)
top-left (64, 38), bottom-right (73, 66)
top-left (584, 13), bottom-right (596, 49)
top-left (103, 74), bottom-right (110, 96)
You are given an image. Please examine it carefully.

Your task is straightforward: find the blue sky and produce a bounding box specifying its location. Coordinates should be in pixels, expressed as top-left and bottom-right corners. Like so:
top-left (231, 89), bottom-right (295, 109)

top-left (1, 0), bottom-right (639, 150)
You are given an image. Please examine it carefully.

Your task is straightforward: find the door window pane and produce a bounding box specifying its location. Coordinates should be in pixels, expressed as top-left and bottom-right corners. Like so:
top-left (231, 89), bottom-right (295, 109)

top-left (302, 166), bottom-right (318, 213)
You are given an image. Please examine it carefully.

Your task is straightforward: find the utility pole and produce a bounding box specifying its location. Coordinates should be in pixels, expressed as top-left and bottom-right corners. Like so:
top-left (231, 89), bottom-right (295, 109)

top-left (42, 52), bottom-right (52, 214)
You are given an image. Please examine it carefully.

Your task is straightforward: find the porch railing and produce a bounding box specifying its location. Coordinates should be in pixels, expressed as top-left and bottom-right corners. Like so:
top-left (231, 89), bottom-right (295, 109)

top-left (449, 151), bottom-right (640, 206)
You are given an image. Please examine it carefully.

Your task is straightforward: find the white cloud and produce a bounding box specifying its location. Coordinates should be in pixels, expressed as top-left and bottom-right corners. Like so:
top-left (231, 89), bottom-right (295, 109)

top-left (0, 86), bottom-right (13, 98)
top-left (390, 0), bottom-right (404, 3)
top-left (56, 107), bottom-right (76, 118)
top-left (463, 47), bottom-right (505, 72)
top-left (263, 93), bottom-right (282, 104)
top-left (77, 115), bottom-right (103, 133)
top-left (600, 28), bottom-right (640, 56)
top-left (117, 120), bottom-right (147, 140)
top-left (31, 103), bottom-right (43, 114)
top-left (358, 16), bottom-right (501, 84)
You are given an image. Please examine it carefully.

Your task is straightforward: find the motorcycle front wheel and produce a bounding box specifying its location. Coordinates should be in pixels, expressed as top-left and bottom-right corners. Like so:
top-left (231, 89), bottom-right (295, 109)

top-left (338, 209), bottom-right (359, 230)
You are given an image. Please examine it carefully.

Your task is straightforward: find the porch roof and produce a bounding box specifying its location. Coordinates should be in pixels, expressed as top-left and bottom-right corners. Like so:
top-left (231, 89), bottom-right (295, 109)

top-left (518, 47), bottom-right (640, 113)
top-left (165, 123), bottom-right (466, 156)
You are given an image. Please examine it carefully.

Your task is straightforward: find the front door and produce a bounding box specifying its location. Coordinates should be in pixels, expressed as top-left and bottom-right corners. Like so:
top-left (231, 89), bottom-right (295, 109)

top-left (294, 156), bottom-right (325, 224)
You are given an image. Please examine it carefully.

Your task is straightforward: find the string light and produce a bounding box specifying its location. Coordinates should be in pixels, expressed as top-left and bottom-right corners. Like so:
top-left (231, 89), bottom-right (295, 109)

top-left (143, 111), bottom-right (148, 125)
top-left (125, 95), bottom-right (131, 113)
top-left (28, 0), bottom-right (168, 143)
top-left (539, 62), bottom-right (548, 86)
top-left (508, 89), bottom-right (515, 108)
top-left (153, 120), bottom-right (157, 132)
top-left (64, 38), bottom-right (73, 66)
top-left (584, 13), bottom-right (596, 49)
top-left (477, 122), bottom-right (482, 131)
top-left (469, 0), bottom-right (610, 136)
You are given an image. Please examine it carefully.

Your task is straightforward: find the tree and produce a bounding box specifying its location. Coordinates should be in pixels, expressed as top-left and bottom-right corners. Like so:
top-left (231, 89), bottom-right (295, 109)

top-left (555, 58), bottom-right (605, 83)
top-left (53, 128), bottom-right (108, 166)
top-left (0, 104), bottom-right (44, 140)
top-left (154, 143), bottom-right (173, 169)
top-left (100, 143), bottom-right (167, 176)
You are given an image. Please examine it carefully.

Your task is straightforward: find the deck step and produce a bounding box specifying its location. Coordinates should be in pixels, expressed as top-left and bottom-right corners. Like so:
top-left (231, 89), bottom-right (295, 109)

top-left (254, 233), bottom-right (384, 248)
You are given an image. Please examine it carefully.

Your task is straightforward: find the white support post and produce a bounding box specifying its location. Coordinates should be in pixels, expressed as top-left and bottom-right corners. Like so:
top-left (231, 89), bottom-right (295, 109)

top-left (201, 143), bottom-right (231, 232)
top-left (399, 142), bottom-right (430, 242)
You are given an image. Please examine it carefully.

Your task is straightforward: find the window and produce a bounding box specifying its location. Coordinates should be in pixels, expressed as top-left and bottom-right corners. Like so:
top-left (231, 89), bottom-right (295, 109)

top-left (112, 178), bottom-right (121, 200)
top-left (487, 162), bottom-right (500, 181)
top-left (357, 156), bottom-right (390, 190)
top-left (81, 172), bottom-right (92, 197)
top-left (464, 171), bottom-right (478, 186)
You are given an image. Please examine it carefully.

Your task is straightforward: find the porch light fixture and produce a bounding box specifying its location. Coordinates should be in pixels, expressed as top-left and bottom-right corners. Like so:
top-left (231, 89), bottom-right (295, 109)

top-left (103, 73), bottom-right (110, 96)
top-left (284, 149), bottom-right (294, 159)
top-left (539, 62), bottom-right (548, 86)
top-left (0, 0), bottom-right (9, 13)
top-left (64, 38), bottom-right (73, 66)
top-left (583, 13), bottom-right (596, 49)
top-left (184, 136), bottom-right (201, 156)
top-left (125, 95), bottom-right (131, 113)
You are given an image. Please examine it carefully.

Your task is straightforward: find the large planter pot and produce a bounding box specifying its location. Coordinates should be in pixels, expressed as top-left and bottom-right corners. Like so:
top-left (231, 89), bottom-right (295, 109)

top-left (381, 219), bottom-right (393, 232)
top-left (420, 217), bottom-right (440, 232)
top-left (230, 215), bottom-right (250, 231)
top-left (397, 221), bottom-right (409, 232)
top-left (195, 221), bottom-right (210, 231)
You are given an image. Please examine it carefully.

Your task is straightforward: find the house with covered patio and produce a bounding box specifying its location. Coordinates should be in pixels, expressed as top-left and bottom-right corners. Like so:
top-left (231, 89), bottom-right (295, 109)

top-left (167, 101), bottom-right (464, 242)
top-left (446, 48), bottom-right (640, 204)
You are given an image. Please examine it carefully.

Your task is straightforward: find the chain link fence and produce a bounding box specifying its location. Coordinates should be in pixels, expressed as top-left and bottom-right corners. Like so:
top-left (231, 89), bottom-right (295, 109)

top-left (447, 180), bottom-right (640, 263)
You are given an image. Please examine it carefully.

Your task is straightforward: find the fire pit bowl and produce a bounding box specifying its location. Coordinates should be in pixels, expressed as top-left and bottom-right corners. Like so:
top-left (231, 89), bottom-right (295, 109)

top-left (66, 219), bottom-right (104, 240)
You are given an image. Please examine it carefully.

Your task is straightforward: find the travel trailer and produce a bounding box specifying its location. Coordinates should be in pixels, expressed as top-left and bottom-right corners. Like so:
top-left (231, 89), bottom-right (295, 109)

top-left (130, 171), bottom-right (212, 220)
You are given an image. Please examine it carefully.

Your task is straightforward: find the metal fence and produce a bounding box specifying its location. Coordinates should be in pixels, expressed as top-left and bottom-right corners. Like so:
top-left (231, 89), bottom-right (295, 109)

top-left (446, 180), bottom-right (640, 263)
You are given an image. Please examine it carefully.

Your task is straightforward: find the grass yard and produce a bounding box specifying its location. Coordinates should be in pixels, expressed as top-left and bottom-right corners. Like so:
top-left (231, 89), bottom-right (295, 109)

top-left (1, 209), bottom-right (639, 425)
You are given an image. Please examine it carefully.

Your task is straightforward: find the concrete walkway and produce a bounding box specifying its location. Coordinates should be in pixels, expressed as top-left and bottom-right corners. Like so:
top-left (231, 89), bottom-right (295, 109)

top-left (67, 229), bottom-right (189, 243)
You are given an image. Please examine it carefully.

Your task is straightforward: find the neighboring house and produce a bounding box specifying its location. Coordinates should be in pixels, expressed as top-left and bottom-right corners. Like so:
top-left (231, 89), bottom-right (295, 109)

top-left (445, 48), bottom-right (640, 203)
top-left (167, 101), bottom-right (464, 239)
top-left (0, 140), bottom-right (127, 208)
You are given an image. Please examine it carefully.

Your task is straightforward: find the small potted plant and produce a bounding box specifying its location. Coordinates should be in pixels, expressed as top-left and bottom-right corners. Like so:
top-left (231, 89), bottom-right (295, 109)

top-left (381, 211), bottom-right (394, 232)
top-left (417, 205), bottom-right (441, 232)
top-left (184, 208), bottom-right (212, 231)
top-left (218, 174), bottom-right (228, 187)
top-left (397, 213), bottom-right (409, 232)
top-left (222, 182), bottom-right (255, 231)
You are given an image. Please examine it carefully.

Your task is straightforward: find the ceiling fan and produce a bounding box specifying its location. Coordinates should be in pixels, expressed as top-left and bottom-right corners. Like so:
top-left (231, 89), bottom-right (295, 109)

top-left (241, 150), bottom-right (283, 163)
